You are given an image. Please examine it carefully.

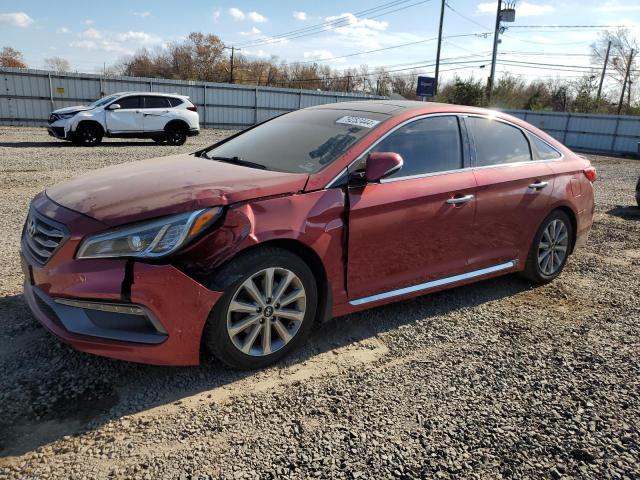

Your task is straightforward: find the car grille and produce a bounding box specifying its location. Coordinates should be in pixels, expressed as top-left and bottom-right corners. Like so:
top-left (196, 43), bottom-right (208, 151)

top-left (23, 211), bottom-right (67, 264)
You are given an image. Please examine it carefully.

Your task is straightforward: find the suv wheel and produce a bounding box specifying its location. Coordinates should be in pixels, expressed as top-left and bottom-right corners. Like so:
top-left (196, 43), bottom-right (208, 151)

top-left (202, 247), bottom-right (318, 370)
top-left (165, 125), bottom-right (187, 146)
top-left (521, 210), bottom-right (573, 284)
top-left (74, 124), bottom-right (103, 147)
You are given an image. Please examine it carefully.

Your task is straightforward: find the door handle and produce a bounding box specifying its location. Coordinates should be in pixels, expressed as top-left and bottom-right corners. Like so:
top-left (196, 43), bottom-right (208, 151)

top-left (446, 194), bottom-right (474, 205)
top-left (528, 181), bottom-right (549, 190)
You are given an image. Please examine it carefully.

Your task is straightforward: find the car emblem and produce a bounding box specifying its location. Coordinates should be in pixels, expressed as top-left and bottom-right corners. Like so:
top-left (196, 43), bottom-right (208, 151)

top-left (27, 218), bottom-right (37, 238)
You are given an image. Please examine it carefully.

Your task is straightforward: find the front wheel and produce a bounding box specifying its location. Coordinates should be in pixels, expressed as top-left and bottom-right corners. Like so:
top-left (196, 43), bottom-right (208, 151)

top-left (521, 210), bottom-right (573, 284)
top-left (202, 247), bottom-right (318, 369)
top-left (73, 124), bottom-right (103, 146)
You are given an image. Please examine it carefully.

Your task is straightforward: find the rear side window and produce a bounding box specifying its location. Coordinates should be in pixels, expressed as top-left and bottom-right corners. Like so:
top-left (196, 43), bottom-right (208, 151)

top-left (144, 96), bottom-right (171, 108)
top-left (530, 135), bottom-right (562, 160)
top-left (116, 96), bottom-right (141, 109)
top-left (371, 116), bottom-right (463, 178)
top-left (467, 117), bottom-right (531, 166)
top-left (168, 97), bottom-right (184, 107)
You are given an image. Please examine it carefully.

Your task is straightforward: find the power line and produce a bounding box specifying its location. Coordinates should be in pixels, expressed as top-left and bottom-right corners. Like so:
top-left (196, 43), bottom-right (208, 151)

top-left (444, 2), bottom-right (492, 30)
top-left (236, 0), bottom-right (431, 48)
top-left (508, 24), bottom-right (627, 28)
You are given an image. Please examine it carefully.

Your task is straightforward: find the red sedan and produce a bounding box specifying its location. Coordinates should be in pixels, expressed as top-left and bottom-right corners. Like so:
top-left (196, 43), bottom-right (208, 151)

top-left (21, 101), bottom-right (596, 369)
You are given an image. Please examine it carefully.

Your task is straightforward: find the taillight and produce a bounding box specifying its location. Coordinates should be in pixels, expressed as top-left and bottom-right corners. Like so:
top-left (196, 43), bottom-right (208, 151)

top-left (583, 166), bottom-right (597, 182)
top-left (187, 105), bottom-right (198, 112)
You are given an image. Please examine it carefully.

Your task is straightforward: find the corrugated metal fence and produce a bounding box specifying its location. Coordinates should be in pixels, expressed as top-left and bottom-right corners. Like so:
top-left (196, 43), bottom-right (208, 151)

top-left (503, 109), bottom-right (640, 156)
top-left (0, 67), bottom-right (384, 129)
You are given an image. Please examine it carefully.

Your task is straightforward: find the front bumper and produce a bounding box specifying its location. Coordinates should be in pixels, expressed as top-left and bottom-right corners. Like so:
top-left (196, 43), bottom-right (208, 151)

top-left (22, 194), bottom-right (223, 366)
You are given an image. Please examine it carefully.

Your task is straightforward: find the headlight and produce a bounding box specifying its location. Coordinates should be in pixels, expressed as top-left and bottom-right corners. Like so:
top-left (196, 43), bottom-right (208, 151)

top-left (58, 112), bottom-right (78, 119)
top-left (76, 207), bottom-right (222, 259)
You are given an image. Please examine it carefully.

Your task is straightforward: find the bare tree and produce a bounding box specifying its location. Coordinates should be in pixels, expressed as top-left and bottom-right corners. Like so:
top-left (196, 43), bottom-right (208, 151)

top-left (44, 56), bottom-right (71, 72)
top-left (0, 46), bottom-right (27, 68)
top-left (591, 28), bottom-right (638, 109)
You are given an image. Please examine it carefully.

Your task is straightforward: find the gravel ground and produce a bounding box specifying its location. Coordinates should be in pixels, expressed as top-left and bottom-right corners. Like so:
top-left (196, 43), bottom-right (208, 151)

top-left (0, 126), bottom-right (638, 480)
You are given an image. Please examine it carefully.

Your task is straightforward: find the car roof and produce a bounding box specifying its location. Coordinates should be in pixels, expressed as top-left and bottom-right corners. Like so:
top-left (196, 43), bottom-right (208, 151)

top-left (111, 91), bottom-right (188, 98)
top-left (308, 99), bottom-right (508, 119)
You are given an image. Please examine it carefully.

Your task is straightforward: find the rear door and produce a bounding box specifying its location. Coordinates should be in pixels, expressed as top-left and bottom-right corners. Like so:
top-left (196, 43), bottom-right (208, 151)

top-left (105, 95), bottom-right (143, 132)
top-left (141, 96), bottom-right (172, 132)
top-left (347, 115), bottom-right (478, 303)
top-left (465, 115), bottom-right (555, 269)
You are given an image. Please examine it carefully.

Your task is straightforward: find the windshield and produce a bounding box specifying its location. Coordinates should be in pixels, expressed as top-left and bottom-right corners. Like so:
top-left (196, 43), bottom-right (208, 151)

top-left (204, 108), bottom-right (389, 173)
top-left (88, 94), bottom-right (120, 108)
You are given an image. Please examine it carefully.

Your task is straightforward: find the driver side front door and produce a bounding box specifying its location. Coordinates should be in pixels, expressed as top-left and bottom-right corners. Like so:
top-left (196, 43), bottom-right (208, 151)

top-left (347, 115), bottom-right (478, 304)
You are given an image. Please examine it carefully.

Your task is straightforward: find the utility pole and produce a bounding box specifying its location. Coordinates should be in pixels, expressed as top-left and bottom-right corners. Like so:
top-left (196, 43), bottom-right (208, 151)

top-left (434, 0), bottom-right (446, 97)
top-left (487, 0), bottom-right (503, 102)
top-left (596, 40), bottom-right (611, 102)
top-left (229, 46), bottom-right (235, 84)
top-left (617, 49), bottom-right (634, 115)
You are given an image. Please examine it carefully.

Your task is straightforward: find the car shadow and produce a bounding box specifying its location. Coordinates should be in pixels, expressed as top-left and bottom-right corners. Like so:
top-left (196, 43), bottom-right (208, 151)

top-left (0, 274), bottom-right (534, 457)
top-left (0, 141), bottom-right (162, 148)
top-left (607, 205), bottom-right (640, 220)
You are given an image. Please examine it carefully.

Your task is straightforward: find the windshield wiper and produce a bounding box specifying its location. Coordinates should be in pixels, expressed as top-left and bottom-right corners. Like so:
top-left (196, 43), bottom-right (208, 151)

top-left (202, 153), bottom-right (267, 170)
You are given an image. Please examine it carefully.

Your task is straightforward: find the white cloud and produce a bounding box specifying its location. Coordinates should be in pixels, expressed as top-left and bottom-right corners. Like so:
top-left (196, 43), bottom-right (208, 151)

top-left (212, 9), bottom-right (221, 22)
top-left (56, 26), bottom-right (70, 34)
top-left (229, 7), bottom-right (245, 21)
top-left (84, 19), bottom-right (95, 25)
top-left (239, 27), bottom-right (262, 36)
top-left (595, 2), bottom-right (640, 12)
top-left (477, 1), bottom-right (555, 16)
top-left (133, 11), bottom-right (151, 18)
top-left (323, 13), bottom-right (388, 48)
top-left (293, 11), bottom-right (307, 21)
top-left (303, 50), bottom-right (338, 61)
top-left (71, 28), bottom-right (162, 55)
top-left (243, 48), bottom-right (271, 59)
top-left (0, 12), bottom-right (34, 27)
top-left (248, 11), bottom-right (267, 23)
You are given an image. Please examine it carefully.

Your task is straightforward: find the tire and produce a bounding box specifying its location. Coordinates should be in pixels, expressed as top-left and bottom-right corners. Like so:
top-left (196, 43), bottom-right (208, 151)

top-left (165, 125), bottom-right (187, 146)
top-left (152, 136), bottom-right (166, 144)
top-left (202, 247), bottom-right (318, 370)
top-left (73, 123), bottom-right (103, 147)
top-left (520, 210), bottom-right (573, 284)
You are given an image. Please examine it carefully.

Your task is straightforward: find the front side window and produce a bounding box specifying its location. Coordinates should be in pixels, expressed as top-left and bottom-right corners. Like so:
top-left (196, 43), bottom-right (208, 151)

top-left (144, 96), bottom-right (171, 108)
top-left (467, 117), bottom-right (531, 166)
top-left (204, 109), bottom-right (389, 173)
top-left (371, 115), bottom-right (463, 178)
top-left (116, 96), bottom-right (141, 109)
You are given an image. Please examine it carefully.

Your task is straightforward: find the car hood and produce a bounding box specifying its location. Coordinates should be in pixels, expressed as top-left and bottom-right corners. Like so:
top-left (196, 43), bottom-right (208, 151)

top-left (52, 105), bottom-right (94, 115)
top-left (46, 154), bottom-right (309, 226)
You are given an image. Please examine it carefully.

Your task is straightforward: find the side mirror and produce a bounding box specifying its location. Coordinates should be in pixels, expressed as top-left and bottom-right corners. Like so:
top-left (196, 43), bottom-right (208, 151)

top-left (107, 103), bottom-right (121, 110)
top-left (365, 152), bottom-right (404, 182)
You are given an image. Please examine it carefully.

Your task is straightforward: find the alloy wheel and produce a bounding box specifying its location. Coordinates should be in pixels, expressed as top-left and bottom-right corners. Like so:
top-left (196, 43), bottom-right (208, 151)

top-left (537, 219), bottom-right (569, 276)
top-left (226, 267), bottom-right (306, 357)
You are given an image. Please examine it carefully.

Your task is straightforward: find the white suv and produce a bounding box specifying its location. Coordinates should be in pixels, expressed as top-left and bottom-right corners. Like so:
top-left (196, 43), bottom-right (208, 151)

top-left (47, 92), bottom-right (200, 146)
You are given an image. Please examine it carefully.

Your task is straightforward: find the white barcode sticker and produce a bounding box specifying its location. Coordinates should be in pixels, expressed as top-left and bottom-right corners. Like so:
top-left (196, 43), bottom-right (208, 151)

top-left (336, 115), bottom-right (380, 129)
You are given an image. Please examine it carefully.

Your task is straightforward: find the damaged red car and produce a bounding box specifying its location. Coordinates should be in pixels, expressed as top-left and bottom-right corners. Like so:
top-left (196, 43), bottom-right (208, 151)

top-left (22, 101), bottom-right (596, 369)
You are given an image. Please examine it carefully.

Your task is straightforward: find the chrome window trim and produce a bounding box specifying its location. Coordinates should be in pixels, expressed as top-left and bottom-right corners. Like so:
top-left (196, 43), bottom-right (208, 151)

top-left (324, 111), bottom-right (566, 189)
top-left (349, 261), bottom-right (515, 306)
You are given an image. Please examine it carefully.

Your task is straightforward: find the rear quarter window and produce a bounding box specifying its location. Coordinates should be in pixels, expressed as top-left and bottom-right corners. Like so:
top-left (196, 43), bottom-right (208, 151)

top-left (530, 135), bottom-right (562, 160)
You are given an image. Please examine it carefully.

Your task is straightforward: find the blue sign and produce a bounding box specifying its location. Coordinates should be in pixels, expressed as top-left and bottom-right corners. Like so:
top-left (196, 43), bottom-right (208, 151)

top-left (416, 76), bottom-right (436, 97)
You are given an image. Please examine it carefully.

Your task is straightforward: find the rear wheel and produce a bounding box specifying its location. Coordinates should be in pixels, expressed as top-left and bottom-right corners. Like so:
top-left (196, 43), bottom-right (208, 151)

top-left (165, 125), bottom-right (187, 146)
top-left (74, 124), bottom-right (103, 146)
top-left (521, 210), bottom-right (573, 284)
top-left (202, 247), bottom-right (317, 369)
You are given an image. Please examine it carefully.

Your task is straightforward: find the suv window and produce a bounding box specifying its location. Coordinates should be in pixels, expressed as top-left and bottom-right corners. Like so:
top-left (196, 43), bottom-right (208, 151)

top-left (167, 97), bottom-right (184, 107)
top-left (371, 115), bottom-right (463, 178)
top-left (467, 117), bottom-right (531, 166)
top-left (144, 96), bottom-right (171, 108)
top-left (116, 96), bottom-right (141, 109)
top-left (530, 135), bottom-right (562, 160)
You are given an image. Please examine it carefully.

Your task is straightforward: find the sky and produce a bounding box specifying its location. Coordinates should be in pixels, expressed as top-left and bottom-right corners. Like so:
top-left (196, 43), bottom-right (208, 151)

top-left (1, 0), bottom-right (639, 86)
